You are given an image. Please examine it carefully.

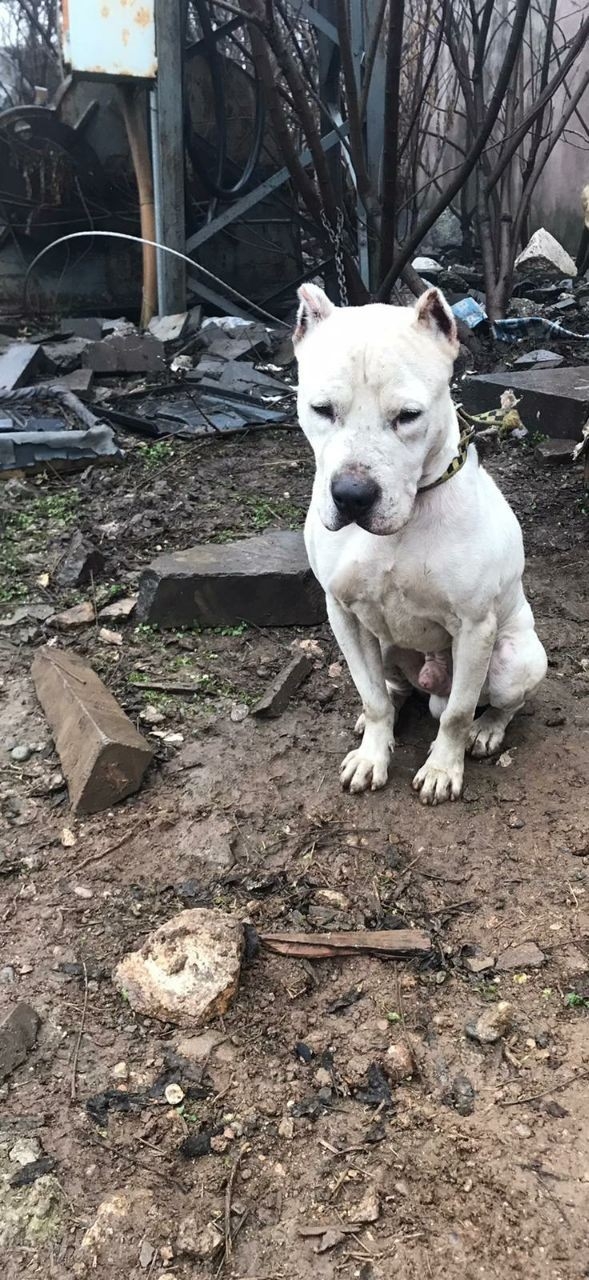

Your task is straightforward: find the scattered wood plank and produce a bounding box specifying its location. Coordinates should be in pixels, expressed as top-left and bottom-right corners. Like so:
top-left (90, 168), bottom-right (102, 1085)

top-left (260, 928), bottom-right (431, 959)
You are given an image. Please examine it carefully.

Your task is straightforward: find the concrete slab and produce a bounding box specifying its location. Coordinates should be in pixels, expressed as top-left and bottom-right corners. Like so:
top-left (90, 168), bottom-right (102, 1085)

top-left (0, 343), bottom-right (43, 390)
top-left (32, 647), bottom-right (153, 813)
top-left (461, 367), bottom-right (589, 440)
top-left (136, 529), bottom-right (326, 628)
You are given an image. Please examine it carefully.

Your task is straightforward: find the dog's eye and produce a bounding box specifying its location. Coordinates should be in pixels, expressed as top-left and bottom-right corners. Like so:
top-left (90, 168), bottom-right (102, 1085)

top-left (311, 403), bottom-right (336, 421)
top-left (397, 408), bottom-right (422, 425)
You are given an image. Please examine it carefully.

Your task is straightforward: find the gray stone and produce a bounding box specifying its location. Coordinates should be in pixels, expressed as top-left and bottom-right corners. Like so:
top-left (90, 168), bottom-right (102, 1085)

top-left (32, 646), bottom-right (153, 814)
top-left (10, 745), bottom-right (33, 763)
top-left (450, 1074), bottom-right (475, 1116)
top-left (535, 438), bottom-right (575, 464)
top-left (252, 652), bottom-right (313, 718)
top-left (495, 941), bottom-right (545, 971)
top-left (0, 1003), bottom-right (40, 1082)
top-left (465, 1000), bottom-right (514, 1045)
top-left (113, 908), bottom-right (244, 1028)
top-left (462, 367), bottom-right (589, 441)
top-left (54, 530), bottom-right (105, 588)
top-left (136, 530), bottom-right (326, 628)
top-left (0, 343), bottom-right (44, 390)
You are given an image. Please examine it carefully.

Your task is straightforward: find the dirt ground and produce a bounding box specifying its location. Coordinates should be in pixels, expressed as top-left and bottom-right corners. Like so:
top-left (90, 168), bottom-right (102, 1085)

top-left (1, 421), bottom-right (588, 1280)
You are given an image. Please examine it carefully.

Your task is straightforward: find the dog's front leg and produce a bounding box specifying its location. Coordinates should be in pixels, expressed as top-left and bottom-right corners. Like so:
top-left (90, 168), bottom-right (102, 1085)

top-left (327, 595), bottom-right (395, 793)
top-left (412, 614), bottom-right (497, 805)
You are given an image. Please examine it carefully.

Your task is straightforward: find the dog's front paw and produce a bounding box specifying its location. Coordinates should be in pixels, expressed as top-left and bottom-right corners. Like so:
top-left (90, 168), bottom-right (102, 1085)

top-left (412, 757), bottom-right (464, 805)
top-left (340, 747), bottom-right (390, 793)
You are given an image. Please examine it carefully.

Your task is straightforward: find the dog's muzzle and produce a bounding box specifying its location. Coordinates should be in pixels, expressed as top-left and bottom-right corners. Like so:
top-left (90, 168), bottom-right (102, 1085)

top-left (330, 470), bottom-right (381, 528)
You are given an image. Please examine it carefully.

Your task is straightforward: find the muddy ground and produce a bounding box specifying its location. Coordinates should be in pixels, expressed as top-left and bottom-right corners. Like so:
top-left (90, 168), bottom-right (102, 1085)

top-left (1, 420), bottom-right (588, 1280)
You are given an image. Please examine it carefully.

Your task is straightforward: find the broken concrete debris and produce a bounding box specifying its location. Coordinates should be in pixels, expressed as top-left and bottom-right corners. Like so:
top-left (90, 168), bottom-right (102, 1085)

top-left (136, 530), bottom-right (326, 628)
top-left (82, 331), bottom-right (165, 375)
top-left (462, 367), bottom-right (589, 440)
top-left (32, 647), bottom-right (153, 814)
top-left (113, 908), bottom-right (244, 1028)
top-left (252, 651), bottom-right (313, 718)
top-left (0, 383), bottom-right (122, 474)
top-left (54, 531), bottom-right (105, 588)
top-left (147, 312), bottom-right (189, 344)
top-left (0, 1003), bottom-right (40, 1083)
top-left (514, 228), bottom-right (577, 279)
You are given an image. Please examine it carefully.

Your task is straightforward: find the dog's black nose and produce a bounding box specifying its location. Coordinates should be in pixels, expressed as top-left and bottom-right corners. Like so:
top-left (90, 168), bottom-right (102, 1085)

top-left (331, 472), bottom-right (380, 522)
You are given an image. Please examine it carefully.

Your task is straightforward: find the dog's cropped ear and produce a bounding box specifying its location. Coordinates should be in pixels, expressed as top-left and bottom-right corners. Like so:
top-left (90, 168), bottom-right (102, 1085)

top-left (414, 287), bottom-right (459, 355)
top-left (294, 283), bottom-right (335, 345)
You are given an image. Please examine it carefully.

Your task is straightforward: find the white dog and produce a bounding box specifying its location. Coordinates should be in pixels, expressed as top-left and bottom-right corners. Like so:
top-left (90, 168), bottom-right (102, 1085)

top-left (294, 283), bottom-right (547, 805)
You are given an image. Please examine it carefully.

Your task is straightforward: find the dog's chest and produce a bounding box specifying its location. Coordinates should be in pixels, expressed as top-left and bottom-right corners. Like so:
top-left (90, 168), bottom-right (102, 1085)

top-left (331, 558), bottom-right (451, 651)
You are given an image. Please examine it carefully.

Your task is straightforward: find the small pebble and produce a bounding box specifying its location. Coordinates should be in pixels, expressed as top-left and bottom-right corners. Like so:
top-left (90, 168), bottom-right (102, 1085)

top-left (11, 745), bottom-right (32, 763)
top-left (0, 965), bottom-right (16, 984)
top-left (508, 813), bottom-right (525, 829)
top-left (22, 853), bottom-right (43, 872)
top-left (112, 1061), bottom-right (129, 1081)
top-left (165, 1082), bottom-right (185, 1106)
top-left (514, 1123), bottom-right (532, 1138)
top-left (278, 1116), bottom-right (294, 1140)
top-left (73, 886), bottom-right (93, 899)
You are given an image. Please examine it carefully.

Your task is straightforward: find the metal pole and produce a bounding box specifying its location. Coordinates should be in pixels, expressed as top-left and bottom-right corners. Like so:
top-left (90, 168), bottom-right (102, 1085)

top-left (153, 0), bottom-right (186, 314)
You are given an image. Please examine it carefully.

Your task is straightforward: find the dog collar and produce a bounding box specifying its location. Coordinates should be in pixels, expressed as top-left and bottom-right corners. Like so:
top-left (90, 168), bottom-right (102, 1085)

top-left (418, 420), bottom-right (474, 493)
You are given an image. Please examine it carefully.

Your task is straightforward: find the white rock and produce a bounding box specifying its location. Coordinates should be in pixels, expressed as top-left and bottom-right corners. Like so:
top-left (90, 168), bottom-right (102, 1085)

top-left (514, 228), bottom-right (577, 278)
top-left (164, 1083), bottom-right (185, 1105)
top-left (412, 256), bottom-right (443, 275)
top-left (113, 908), bottom-right (244, 1028)
top-left (9, 1137), bottom-right (42, 1166)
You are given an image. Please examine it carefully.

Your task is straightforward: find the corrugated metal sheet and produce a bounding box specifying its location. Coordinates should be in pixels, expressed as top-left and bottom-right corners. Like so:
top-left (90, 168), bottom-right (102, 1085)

top-left (61, 0), bottom-right (157, 80)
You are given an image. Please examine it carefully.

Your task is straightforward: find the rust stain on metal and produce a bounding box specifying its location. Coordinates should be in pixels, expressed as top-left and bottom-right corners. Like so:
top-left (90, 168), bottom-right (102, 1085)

top-left (135, 6), bottom-right (151, 27)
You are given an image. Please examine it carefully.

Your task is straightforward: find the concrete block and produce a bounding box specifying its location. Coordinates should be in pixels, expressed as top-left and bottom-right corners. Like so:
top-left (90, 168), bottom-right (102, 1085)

top-left (461, 367), bottom-right (589, 440)
top-left (32, 647), bottom-right (153, 814)
top-left (136, 530), bottom-right (326, 628)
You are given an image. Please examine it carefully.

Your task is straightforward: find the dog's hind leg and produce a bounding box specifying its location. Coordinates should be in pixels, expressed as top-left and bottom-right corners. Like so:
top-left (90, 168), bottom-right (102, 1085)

top-left (327, 595), bottom-right (396, 793)
top-left (466, 619), bottom-right (547, 758)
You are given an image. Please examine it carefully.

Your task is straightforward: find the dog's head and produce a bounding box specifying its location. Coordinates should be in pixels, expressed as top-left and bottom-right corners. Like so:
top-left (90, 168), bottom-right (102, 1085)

top-left (294, 284), bottom-right (459, 535)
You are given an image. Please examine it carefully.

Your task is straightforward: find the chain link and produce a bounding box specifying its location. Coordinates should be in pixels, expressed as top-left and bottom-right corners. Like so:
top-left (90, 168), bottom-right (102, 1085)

top-left (320, 208), bottom-right (348, 307)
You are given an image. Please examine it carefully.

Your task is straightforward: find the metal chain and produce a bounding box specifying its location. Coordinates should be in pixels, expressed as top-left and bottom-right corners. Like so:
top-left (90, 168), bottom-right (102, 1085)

top-left (320, 208), bottom-right (348, 306)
